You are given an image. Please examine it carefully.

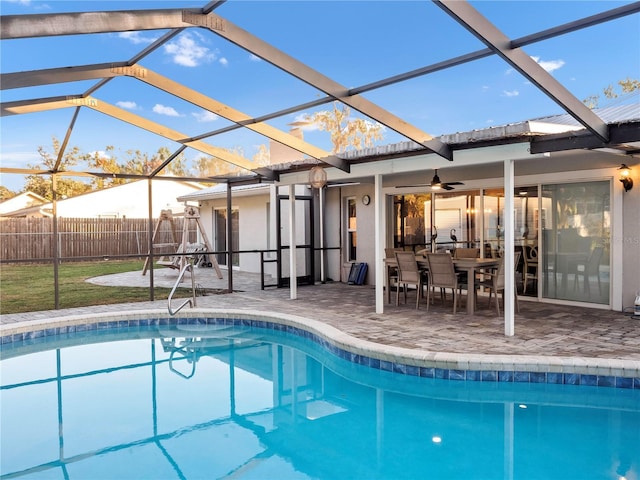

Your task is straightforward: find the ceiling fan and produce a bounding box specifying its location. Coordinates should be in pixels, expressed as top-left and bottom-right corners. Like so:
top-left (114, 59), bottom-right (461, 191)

top-left (396, 169), bottom-right (464, 191)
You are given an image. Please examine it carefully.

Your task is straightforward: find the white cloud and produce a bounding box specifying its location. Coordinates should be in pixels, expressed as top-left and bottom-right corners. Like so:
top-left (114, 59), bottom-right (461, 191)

top-left (118, 31), bottom-right (158, 45)
top-left (5, 0), bottom-right (32, 5)
top-left (88, 150), bottom-right (111, 159)
top-left (116, 101), bottom-right (138, 110)
top-left (192, 110), bottom-right (219, 122)
top-left (531, 56), bottom-right (565, 73)
top-left (153, 104), bottom-right (181, 117)
top-left (250, 54), bottom-right (261, 62)
top-left (219, 57), bottom-right (229, 66)
top-left (291, 114), bottom-right (320, 131)
top-left (502, 90), bottom-right (519, 97)
top-left (164, 33), bottom-right (215, 67)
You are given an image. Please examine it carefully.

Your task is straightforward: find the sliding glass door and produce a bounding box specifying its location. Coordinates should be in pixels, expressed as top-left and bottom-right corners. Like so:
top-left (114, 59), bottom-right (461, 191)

top-left (541, 181), bottom-right (610, 304)
top-left (483, 187), bottom-right (539, 296)
top-left (393, 180), bottom-right (610, 306)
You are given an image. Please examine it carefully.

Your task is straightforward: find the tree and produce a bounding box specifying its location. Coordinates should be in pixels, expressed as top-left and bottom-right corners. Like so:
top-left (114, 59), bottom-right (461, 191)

top-left (24, 136), bottom-right (92, 200)
top-left (299, 102), bottom-right (385, 154)
top-left (86, 146), bottom-right (126, 189)
top-left (193, 145), bottom-right (268, 179)
top-left (194, 105), bottom-right (384, 177)
top-left (583, 77), bottom-right (640, 109)
top-left (0, 185), bottom-right (18, 201)
top-left (121, 147), bottom-right (189, 177)
top-left (26, 137), bottom-right (201, 198)
top-left (86, 146), bottom-right (190, 188)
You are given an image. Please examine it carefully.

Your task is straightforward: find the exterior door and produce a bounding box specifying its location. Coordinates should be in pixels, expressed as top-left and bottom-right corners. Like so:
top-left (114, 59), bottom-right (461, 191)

top-left (276, 192), bottom-right (315, 287)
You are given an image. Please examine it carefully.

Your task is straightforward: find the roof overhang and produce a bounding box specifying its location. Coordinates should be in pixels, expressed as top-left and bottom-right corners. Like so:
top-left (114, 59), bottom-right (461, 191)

top-left (530, 122), bottom-right (640, 155)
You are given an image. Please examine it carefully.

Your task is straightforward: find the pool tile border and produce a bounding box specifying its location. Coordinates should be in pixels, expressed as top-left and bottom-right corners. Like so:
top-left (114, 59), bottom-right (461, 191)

top-left (1, 309), bottom-right (639, 390)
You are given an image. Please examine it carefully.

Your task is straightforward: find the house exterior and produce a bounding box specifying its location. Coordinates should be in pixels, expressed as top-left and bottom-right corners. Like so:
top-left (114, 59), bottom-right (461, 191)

top-left (179, 105), bottom-right (640, 321)
top-left (0, 191), bottom-right (47, 216)
top-left (179, 183), bottom-right (312, 283)
top-left (3, 179), bottom-right (203, 218)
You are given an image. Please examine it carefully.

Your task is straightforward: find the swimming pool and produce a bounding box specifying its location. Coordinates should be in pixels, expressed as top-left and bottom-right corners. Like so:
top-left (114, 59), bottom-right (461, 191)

top-left (1, 311), bottom-right (639, 479)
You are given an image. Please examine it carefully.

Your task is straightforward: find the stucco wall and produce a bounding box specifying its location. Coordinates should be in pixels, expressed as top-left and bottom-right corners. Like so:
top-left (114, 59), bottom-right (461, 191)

top-left (621, 181), bottom-right (640, 311)
top-left (196, 192), bottom-right (271, 274)
top-left (320, 187), bottom-right (342, 283)
top-left (324, 184), bottom-right (377, 285)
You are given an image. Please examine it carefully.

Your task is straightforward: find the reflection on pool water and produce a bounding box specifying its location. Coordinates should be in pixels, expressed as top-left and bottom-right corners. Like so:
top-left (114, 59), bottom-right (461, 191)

top-left (1, 322), bottom-right (639, 480)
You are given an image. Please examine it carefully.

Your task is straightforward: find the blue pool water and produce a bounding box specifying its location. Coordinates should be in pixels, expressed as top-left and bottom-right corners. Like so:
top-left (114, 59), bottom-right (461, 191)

top-left (1, 321), bottom-right (639, 480)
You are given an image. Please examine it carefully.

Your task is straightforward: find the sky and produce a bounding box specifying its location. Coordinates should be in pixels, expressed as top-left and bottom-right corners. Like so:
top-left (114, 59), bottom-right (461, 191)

top-left (1, 0), bottom-right (639, 193)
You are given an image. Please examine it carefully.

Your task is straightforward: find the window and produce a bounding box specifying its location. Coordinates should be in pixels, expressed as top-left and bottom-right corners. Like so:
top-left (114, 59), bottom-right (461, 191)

top-left (346, 198), bottom-right (357, 261)
top-left (433, 191), bottom-right (481, 254)
top-left (392, 194), bottom-right (431, 250)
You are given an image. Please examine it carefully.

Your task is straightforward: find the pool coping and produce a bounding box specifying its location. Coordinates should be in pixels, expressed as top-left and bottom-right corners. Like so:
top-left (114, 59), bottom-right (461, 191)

top-left (2, 308), bottom-right (639, 389)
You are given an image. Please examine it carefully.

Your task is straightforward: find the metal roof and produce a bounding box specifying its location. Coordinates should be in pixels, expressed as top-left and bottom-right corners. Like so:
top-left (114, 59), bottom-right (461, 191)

top-left (284, 104), bottom-right (640, 170)
top-left (178, 182), bottom-right (270, 202)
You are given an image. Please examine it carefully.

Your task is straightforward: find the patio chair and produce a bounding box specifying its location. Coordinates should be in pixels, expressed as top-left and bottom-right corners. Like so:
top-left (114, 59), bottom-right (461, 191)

top-left (394, 251), bottom-right (425, 309)
top-left (523, 245), bottom-right (538, 293)
top-left (385, 247), bottom-right (402, 303)
top-left (425, 253), bottom-right (463, 314)
top-left (478, 251), bottom-right (521, 316)
top-left (573, 246), bottom-right (604, 297)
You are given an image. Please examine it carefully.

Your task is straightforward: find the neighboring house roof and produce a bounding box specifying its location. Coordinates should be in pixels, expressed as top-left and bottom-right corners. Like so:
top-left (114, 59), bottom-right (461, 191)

top-left (1, 203), bottom-right (51, 218)
top-left (3, 179), bottom-right (204, 218)
top-left (178, 183), bottom-right (271, 202)
top-left (0, 191), bottom-right (47, 216)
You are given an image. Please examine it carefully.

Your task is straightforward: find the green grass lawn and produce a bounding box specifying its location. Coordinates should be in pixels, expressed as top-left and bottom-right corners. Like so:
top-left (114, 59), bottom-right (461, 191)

top-left (0, 260), bottom-right (190, 314)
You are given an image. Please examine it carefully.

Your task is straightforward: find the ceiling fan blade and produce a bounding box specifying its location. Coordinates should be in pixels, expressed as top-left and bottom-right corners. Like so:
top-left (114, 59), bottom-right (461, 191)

top-left (446, 181), bottom-right (464, 186)
top-left (442, 184), bottom-right (455, 190)
top-left (395, 183), bottom-right (431, 188)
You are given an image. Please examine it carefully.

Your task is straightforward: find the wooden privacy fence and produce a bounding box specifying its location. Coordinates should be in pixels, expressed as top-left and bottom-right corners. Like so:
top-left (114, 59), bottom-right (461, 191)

top-left (0, 217), bottom-right (197, 262)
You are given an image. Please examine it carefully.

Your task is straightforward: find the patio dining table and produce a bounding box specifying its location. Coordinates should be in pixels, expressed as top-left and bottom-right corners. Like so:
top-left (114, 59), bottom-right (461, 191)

top-left (450, 257), bottom-right (499, 315)
top-left (384, 255), bottom-right (499, 314)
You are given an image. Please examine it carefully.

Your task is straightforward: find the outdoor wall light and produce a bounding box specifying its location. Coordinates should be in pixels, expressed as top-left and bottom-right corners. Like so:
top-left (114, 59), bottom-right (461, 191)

top-left (618, 164), bottom-right (633, 192)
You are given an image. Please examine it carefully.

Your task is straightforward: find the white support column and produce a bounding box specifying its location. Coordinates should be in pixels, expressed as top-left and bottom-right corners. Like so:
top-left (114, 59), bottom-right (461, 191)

top-left (374, 174), bottom-right (385, 313)
top-left (319, 186), bottom-right (326, 283)
top-left (289, 185), bottom-right (297, 300)
top-left (504, 159), bottom-right (515, 336)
